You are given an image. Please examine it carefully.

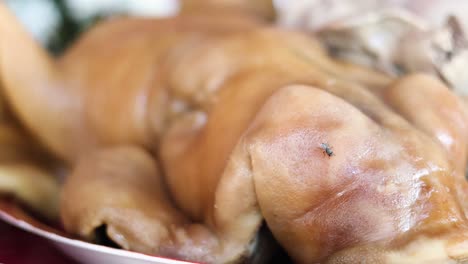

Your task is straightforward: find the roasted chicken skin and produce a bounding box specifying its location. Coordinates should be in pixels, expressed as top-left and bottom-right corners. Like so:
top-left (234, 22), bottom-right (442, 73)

top-left (1, 2), bottom-right (468, 263)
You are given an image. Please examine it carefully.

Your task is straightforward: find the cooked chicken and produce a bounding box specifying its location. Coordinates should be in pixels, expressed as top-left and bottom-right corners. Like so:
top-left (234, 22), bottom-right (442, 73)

top-left (1, 1), bottom-right (468, 263)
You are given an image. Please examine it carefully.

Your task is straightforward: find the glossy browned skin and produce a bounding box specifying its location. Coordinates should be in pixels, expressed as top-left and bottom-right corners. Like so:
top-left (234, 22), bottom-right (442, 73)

top-left (2, 2), bottom-right (468, 263)
top-left (384, 75), bottom-right (468, 216)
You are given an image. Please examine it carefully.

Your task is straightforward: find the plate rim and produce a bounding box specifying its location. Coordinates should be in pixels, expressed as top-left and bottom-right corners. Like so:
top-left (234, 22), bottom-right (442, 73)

top-left (0, 208), bottom-right (196, 264)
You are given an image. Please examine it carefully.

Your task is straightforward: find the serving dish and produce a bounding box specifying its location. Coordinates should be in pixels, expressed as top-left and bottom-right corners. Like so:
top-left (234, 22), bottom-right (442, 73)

top-left (0, 200), bottom-right (194, 264)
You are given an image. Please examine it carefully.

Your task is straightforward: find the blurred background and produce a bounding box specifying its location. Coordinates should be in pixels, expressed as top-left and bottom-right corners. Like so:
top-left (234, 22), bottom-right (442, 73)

top-left (4, 0), bottom-right (180, 54)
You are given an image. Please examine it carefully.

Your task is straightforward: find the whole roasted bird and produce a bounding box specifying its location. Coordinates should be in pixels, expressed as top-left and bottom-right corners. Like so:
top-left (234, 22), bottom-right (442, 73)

top-left (1, 1), bottom-right (468, 263)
